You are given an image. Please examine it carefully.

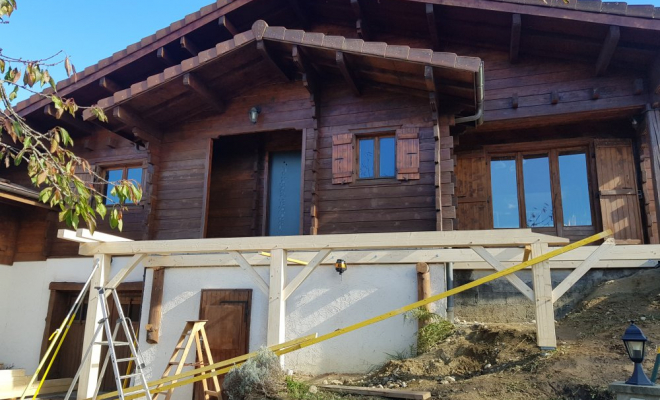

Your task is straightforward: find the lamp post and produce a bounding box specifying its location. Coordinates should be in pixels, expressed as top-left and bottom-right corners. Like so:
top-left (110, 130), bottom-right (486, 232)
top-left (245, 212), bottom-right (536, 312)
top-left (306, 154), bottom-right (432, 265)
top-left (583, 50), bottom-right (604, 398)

top-left (622, 321), bottom-right (655, 386)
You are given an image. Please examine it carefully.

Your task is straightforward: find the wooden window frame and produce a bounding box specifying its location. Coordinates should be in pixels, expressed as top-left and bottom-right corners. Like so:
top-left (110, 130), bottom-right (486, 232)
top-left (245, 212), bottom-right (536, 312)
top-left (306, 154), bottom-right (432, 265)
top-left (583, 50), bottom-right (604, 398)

top-left (355, 133), bottom-right (397, 181)
top-left (487, 144), bottom-right (598, 238)
top-left (102, 164), bottom-right (146, 206)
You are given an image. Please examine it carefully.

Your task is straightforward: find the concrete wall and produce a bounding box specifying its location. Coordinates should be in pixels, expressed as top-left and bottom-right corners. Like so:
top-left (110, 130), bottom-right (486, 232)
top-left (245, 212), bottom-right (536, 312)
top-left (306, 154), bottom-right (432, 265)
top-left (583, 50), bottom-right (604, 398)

top-left (0, 257), bottom-right (144, 372)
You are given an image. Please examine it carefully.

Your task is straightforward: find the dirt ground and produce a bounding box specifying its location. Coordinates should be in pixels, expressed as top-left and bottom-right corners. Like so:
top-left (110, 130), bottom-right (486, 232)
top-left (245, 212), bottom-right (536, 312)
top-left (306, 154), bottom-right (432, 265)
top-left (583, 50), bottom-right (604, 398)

top-left (307, 267), bottom-right (660, 400)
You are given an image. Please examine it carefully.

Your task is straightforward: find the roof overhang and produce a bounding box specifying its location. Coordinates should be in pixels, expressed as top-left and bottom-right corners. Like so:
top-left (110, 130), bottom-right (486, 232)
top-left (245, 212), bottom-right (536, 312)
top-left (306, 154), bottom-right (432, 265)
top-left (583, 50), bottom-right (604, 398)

top-left (0, 180), bottom-right (51, 209)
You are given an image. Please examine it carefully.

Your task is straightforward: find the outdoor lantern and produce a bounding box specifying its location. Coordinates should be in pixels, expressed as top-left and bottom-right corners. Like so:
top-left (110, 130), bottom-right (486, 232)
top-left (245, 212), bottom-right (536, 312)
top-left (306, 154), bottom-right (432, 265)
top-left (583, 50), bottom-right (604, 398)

top-left (622, 321), bottom-right (655, 386)
top-left (248, 106), bottom-right (261, 124)
top-left (335, 259), bottom-right (347, 276)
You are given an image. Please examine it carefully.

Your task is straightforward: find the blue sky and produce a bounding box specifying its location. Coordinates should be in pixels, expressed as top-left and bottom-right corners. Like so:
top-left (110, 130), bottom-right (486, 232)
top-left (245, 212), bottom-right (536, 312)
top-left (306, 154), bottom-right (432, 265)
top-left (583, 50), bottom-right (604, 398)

top-left (2, 0), bottom-right (660, 102)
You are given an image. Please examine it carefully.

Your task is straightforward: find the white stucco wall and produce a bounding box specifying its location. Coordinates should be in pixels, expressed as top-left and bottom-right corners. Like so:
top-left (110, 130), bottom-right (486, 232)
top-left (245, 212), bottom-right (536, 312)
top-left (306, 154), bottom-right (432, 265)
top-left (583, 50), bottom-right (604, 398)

top-left (0, 257), bottom-right (144, 373)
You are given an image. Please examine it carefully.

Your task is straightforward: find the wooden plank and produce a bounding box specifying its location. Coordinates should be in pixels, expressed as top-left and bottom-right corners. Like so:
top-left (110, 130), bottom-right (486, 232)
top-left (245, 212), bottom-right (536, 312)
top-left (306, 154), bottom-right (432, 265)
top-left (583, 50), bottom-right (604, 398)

top-left (416, 262), bottom-right (432, 318)
top-left (426, 4), bottom-right (441, 51)
top-left (292, 45), bottom-right (319, 97)
top-left (75, 228), bottom-right (132, 242)
top-left (552, 238), bottom-right (615, 303)
top-left (79, 230), bottom-right (570, 256)
top-left (509, 13), bottom-right (521, 64)
top-left (267, 249), bottom-right (286, 347)
top-left (179, 36), bottom-right (200, 57)
top-left (98, 76), bottom-right (122, 94)
top-left (200, 138), bottom-right (213, 239)
top-left (283, 249), bottom-right (331, 300)
top-left (318, 385), bottom-right (430, 400)
top-left (228, 251), bottom-right (270, 295)
top-left (105, 254), bottom-right (147, 292)
top-left (0, 192), bottom-right (51, 209)
top-left (182, 73), bottom-right (226, 114)
top-left (218, 15), bottom-right (238, 37)
top-left (157, 47), bottom-right (177, 67)
top-left (146, 268), bottom-right (165, 344)
top-left (530, 242), bottom-right (556, 349)
top-left (112, 106), bottom-right (163, 141)
top-left (57, 229), bottom-right (99, 243)
top-left (647, 110), bottom-right (660, 234)
top-left (336, 51), bottom-right (361, 96)
top-left (595, 26), bottom-right (620, 77)
top-left (471, 246), bottom-right (534, 301)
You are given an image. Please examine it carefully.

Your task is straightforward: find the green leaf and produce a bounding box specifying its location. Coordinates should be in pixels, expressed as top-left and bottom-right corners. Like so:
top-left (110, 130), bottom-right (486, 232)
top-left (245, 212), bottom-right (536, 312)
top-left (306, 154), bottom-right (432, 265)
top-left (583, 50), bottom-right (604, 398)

top-left (109, 208), bottom-right (119, 229)
top-left (95, 201), bottom-right (107, 219)
top-left (0, 59), bottom-right (5, 74)
top-left (39, 187), bottom-right (53, 203)
top-left (8, 85), bottom-right (18, 101)
top-left (59, 127), bottom-right (72, 146)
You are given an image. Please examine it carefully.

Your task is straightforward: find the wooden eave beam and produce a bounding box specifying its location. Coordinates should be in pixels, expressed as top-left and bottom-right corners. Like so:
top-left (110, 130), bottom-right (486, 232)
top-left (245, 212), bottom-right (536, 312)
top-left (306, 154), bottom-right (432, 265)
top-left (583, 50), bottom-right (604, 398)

top-left (424, 66), bottom-right (440, 115)
top-left (292, 45), bottom-right (319, 96)
top-left (510, 13), bottom-right (521, 64)
top-left (256, 40), bottom-right (291, 82)
top-left (98, 77), bottom-right (122, 94)
top-left (426, 4), bottom-right (441, 51)
top-left (157, 47), bottom-right (176, 67)
top-left (180, 36), bottom-right (201, 57)
top-left (182, 72), bottom-right (226, 114)
top-left (595, 25), bottom-right (620, 77)
top-left (218, 15), bottom-right (238, 37)
top-left (43, 104), bottom-right (97, 136)
top-left (112, 106), bottom-right (163, 143)
top-left (286, 0), bottom-right (309, 28)
top-left (336, 51), bottom-right (361, 96)
top-left (350, 0), bottom-right (371, 40)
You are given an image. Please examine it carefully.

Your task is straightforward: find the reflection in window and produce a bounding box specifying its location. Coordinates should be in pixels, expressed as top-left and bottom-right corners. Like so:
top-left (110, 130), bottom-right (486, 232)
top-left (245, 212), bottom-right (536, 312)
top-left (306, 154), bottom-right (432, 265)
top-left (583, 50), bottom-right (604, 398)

top-left (359, 139), bottom-right (375, 178)
top-left (523, 155), bottom-right (553, 227)
top-left (105, 169), bottom-right (122, 205)
top-left (380, 137), bottom-right (395, 177)
top-left (491, 158), bottom-right (520, 228)
top-left (559, 153), bottom-right (592, 226)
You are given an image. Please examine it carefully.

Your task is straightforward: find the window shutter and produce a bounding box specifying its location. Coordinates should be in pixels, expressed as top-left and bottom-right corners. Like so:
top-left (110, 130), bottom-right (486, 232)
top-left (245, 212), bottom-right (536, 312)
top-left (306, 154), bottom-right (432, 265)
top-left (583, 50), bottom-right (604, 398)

top-left (396, 127), bottom-right (420, 180)
top-left (332, 134), bottom-right (354, 184)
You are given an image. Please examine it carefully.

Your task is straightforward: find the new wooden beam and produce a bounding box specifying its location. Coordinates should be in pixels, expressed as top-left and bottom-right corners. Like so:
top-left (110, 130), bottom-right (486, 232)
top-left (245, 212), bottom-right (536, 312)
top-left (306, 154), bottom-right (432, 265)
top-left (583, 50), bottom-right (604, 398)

top-left (510, 13), bottom-right (521, 64)
top-left (98, 77), bottom-right (122, 94)
top-left (336, 51), bottom-right (361, 96)
top-left (112, 106), bottom-right (163, 142)
top-left (218, 15), bottom-right (238, 37)
top-left (292, 45), bottom-right (319, 96)
top-left (595, 25), bottom-right (620, 77)
top-left (43, 104), bottom-right (97, 136)
top-left (267, 249), bottom-right (286, 347)
top-left (426, 4), bottom-right (441, 51)
top-left (286, 0), bottom-right (309, 28)
top-left (350, 0), bottom-right (371, 40)
top-left (530, 242), bottom-right (556, 349)
top-left (179, 36), bottom-right (200, 57)
top-left (182, 72), bottom-right (226, 114)
top-left (256, 40), bottom-right (291, 82)
top-left (156, 47), bottom-right (177, 67)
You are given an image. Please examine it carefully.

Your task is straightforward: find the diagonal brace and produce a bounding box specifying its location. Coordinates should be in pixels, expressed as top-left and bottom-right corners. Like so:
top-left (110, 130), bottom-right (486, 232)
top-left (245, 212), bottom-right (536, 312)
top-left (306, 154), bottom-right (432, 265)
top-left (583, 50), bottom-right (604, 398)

top-left (283, 250), bottom-right (331, 300)
top-left (471, 246), bottom-right (534, 301)
top-left (228, 251), bottom-right (270, 295)
top-left (105, 254), bottom-right (147, 296)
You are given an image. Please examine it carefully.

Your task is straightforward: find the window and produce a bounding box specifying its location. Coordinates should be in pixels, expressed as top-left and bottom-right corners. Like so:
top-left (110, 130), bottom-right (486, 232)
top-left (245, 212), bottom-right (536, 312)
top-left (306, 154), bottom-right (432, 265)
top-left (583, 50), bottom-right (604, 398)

top-left (490, 150), bottom-right (593, 231)
top-left (104, 166), bottom-right (143, 204)
top-left (358, 136), bottom-right (395, 179)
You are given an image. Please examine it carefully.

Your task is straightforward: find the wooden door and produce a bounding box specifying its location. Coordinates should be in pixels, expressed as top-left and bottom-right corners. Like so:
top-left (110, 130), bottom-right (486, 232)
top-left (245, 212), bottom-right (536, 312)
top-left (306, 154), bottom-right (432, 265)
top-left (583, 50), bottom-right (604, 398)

top-left (456, 153), bottom-right (491, 230)
top-left (196, 290), bottom-right (252, 398)
top-left (594, 139), bottom-right (644, 243)
top-left (267, 151), bottom-right (302, 236)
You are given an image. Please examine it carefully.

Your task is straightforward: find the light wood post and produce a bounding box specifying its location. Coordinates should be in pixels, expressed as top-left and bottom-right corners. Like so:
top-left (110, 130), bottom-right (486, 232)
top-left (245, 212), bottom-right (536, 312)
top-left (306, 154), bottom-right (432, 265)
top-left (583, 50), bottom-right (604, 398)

top-left (77, 254), bottom-right (111, 400)
top-left (416, 262), bottom-right (432, 330)
top-left (530, 242), bottom-right (556, 349)
top-left (267, 249), bottom-right (286, 347)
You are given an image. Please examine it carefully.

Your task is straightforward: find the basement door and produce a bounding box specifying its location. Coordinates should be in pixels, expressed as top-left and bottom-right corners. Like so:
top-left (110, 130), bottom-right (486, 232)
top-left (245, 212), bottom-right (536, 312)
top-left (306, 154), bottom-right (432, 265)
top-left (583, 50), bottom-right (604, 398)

top-left (196, 289), bottom-right (252, 400)
top-left (267, 151), bottom-right (301, 236)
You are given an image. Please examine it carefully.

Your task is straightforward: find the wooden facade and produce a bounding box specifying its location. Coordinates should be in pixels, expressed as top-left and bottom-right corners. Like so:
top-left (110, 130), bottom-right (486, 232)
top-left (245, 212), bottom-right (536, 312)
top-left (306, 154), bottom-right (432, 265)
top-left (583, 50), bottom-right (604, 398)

top-left (2, 0), bottom-right (660, 264)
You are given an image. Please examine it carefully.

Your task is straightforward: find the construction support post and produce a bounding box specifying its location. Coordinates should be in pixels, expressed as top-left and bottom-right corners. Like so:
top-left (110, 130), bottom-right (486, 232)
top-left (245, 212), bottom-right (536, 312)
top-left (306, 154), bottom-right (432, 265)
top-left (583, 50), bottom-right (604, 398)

top-left (530, 242), bottom-right (556, 349)
top-left (267, 249), bottom-right (287, 348)
top-left (77, 254), bottom-right (111, 400)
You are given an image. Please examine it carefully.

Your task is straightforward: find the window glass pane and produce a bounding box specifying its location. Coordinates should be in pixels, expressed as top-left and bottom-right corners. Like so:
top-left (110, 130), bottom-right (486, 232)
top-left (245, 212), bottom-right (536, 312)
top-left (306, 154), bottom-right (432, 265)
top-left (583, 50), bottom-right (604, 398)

top-left (491, 158), bottom-right (520, 228)
top-left (359, 138), bottom-right (375, 178)
top-left (559, 153), bottom-right (592, 226)
top-left (523, 155), bottom-right (554, 228)
top-left (379, 137), bottom-right (395, 177)
top-left (127, 167), bottom-right (142, 184)
top-left (105, 169), bottom-right (122, 204)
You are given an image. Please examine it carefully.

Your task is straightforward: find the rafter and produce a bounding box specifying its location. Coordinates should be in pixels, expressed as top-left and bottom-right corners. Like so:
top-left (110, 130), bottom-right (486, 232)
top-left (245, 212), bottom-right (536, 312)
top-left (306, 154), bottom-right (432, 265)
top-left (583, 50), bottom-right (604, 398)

top-left (510, 13), bottom-right (521, 64)
top-left (218, 15), bottom-right (238, 37)
top-left (256, 40), bottom-right (291, 82)
top-left (292, 45), bottom-right (319, 96)
top-left (180, 36), bottom-right (200, 57)
top-left (424, 66), bottom-right (439, 115)
top-left (112, 106), bottom-right (163, 143)
top-left (157, 47), bottom-right (176, 67)
top-left (336, 51), bottom-right (360, 96)
top-left (182, 73), bottom-right (226, 114)
top-left (426, 4), bottom-right (441, 51)
top-left (350, 0), bottom-right (371, 40)
top-left (44, 104), bottom-right (96, 136)
top-left (595, 25), bottom-right (620, 77)
top-left (98, 77), bottom-right (122, 94)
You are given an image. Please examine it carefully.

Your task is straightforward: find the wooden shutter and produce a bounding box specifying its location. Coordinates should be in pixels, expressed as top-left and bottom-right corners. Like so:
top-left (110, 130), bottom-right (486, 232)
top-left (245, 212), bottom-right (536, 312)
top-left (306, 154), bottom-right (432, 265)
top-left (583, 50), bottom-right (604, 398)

top-left (332, 133), bottom-right (354, 184)
top-left (594, 139), bottom-right (644, 243)
top-left (396, 127), bottom-right (420, 180)
top-left (456, 152), bottom-right (491, 230)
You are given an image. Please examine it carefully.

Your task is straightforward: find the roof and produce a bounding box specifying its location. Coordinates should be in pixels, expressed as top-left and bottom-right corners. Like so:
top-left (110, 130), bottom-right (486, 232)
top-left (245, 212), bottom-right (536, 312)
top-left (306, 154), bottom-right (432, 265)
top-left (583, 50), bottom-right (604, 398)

top-left (491, 0), bottom-right (659, 19)
top-left (0, 180), bottom-right (51, 209)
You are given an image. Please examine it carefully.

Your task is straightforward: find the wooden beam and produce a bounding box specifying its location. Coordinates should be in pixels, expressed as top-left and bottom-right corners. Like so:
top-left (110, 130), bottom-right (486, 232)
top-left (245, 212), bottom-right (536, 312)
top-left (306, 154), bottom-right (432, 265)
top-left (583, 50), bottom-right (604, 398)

top-left (595, 25), bottom-right (620, 77)
top-left (267, 249), bottom-right (286, 347)
top-left (336, 51), bottom-right (361, 96)
top-left (0, 191), bottom-right (51, 209)
top-left (282, 249), bottom-right (331, 300)
top-left (350, 0), bottom-right (371, 40)
top-left (145, 268), bottom-right (165, 344)
top-left (318, 385), bottom-right (431, 400)
top-left (218, 15), bottom-right (238, 37)
top-left (426, 4), bottom-right (441, 51)
top-left (286, 0), bottom-right (309, 28)
top-left (112, 106), bottom-right (163, 142)
top-left (530, 242), bottom-right (556, 349)
top-left (44, 104), bottom-right (97, 136)
top-left (471, 246), bottom-right (534, 301)
top-left (157, 47), bottom-right (177, 67)
top-left (57, 229), bottom-right (99, 243)
top-left (182, 73), bottom-right (225, 114)
top-left (105, 254), bottom-right (147, 293)
top-left (75, 228), bottom-right (132, 243)
top-left (510, 13), bottom-right (521, 64)
top-left (416, 262), bottom-right (432, 318)
top-left (424, 66), bottom-right (439, 114)
top-left (645, 109), bottom-right (660, 228)
top-left (179, 36), bottom-right (200, 57)
top-left (256, 40), bottom-right (291, 82)
top-left (98, 77), bottom-right (122, 94)
top-left (228, 251), bottom-right (270, 295)
top-left (132, 127), bottom-right (161, 147)
top-left (552, 238), bottom-right (615, 303)
top-left (292, 45), bottom-right (319, 96)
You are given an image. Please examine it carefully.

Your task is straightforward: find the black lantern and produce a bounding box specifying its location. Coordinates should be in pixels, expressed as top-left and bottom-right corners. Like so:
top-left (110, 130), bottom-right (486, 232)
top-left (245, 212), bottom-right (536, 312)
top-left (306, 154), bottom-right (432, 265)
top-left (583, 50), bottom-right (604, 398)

top-left (622, 321), bottom-right (654, 386)
top-left (335, 259), bottom-right (347, 276)
top-left (248, 106), bottom-right (261, 124)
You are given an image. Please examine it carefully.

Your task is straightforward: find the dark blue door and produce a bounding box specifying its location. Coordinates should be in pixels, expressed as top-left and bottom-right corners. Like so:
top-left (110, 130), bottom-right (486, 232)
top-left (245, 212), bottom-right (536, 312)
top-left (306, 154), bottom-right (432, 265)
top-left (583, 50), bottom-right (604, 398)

top-left (268, 151), bottom-right (301, 236)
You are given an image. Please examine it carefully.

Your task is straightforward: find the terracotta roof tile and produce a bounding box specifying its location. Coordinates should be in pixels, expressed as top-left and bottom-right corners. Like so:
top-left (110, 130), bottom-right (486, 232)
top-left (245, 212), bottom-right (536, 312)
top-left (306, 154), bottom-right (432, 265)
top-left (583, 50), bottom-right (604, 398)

top-left (494, 0), bottom-right (658, 18)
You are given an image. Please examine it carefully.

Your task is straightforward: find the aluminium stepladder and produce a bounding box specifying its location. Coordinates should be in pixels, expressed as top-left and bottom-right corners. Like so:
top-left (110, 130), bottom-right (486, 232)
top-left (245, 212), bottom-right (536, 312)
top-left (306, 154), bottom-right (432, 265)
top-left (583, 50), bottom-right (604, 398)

top-left (64, 287), bottom-right (153, 400)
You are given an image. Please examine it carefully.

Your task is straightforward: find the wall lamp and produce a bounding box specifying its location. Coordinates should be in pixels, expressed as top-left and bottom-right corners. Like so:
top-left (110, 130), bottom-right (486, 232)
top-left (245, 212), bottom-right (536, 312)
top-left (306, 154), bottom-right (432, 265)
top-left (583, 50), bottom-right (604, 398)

top-left (335, 259), bottom-right (347, 277)
top-left (622, 321), bottom-right (654, 386)
top-left (248, 106), bottom-right (261, 124)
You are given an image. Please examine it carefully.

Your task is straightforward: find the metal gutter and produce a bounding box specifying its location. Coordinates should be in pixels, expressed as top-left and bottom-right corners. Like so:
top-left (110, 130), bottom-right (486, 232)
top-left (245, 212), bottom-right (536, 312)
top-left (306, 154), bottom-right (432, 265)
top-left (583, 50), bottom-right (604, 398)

top-left (455, 61), bottom-right (485, 126)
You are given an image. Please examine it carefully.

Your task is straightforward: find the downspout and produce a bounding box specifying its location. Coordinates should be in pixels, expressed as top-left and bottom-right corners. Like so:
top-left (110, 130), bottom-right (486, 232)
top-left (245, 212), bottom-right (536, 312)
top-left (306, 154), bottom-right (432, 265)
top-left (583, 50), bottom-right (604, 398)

top-left (454, 61), bottom-right (484, 126)
top-left (446, 262), bottom-right (455, 323)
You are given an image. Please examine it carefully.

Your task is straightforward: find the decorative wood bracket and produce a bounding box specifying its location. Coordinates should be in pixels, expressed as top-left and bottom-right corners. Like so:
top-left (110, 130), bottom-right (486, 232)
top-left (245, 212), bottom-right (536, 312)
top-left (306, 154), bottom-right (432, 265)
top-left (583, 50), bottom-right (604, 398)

top-left (44, 104), bottom-right (97, 136)
top-left (336, 51), bottom-right (361, 96)
top-left (157, 47), bottom-right (177, 67)
top-left (510, 14), bottom-right (521, 64)
top-left (112, 106), bottom-right (163, 145)
top-left (426, 4), bottom-right (441, 51)
top-left (257, 40), bottom-right (291, 82)
top-left (98, 77), bottom-right (122, 94)
top-left (595, 25), bottom-right (620, 77)
top-left (351, 0), bottom-right (371, 40)
top-left (180, 36), bottom-right (200, 57)
top-left (218, 15), bottom-right (238, 37)
top-left (182, 72), bottom-right (226, 114)
top-left (292, 45), bottom-right (319, 96)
